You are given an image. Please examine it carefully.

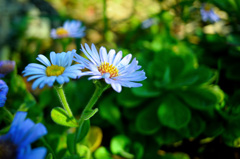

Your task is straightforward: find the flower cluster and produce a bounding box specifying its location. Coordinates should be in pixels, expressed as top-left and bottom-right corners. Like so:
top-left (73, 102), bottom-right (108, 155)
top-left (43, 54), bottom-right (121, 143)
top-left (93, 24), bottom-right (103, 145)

top-left (0, 111), bottom-right (47, 159)
top-left (23, 43), bottom-right (146, 92)
top-left (51, 20), bottom-right (86, 39)
top-left (23, 50), bottom-right (83, 90)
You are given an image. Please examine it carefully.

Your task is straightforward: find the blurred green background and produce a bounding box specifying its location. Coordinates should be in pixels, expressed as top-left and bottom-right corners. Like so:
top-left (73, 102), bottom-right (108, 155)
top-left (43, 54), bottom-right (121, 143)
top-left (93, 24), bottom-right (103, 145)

top-left (1, 0), bottom-right (240, 158)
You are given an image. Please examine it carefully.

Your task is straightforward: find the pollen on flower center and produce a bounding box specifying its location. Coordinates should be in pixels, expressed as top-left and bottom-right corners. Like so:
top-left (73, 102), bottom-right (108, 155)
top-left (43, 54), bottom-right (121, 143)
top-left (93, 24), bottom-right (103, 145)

top-left (46, 65), bottom-right (65, 76)
top-left (56, 28), bottom-right (69, 37)
top-left (98, 62), bottom-right (119, 78)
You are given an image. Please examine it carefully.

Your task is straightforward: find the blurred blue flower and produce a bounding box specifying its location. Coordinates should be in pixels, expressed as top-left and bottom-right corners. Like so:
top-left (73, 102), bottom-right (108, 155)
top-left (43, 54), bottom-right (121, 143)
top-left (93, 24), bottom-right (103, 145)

top-left (0, 79), bottom-right (8, 107)
top-left (200, 5), bottom-right (220, 23)
top-left (74, 43), bottom-right (147, 93)
top-left (23, 50), bottom-right (83, 90)
top-left (141, 18), bottom-right (157, 29)
top-left (51, 20), bottom-right (86, 39)
top-left (0, 111), bottom-right (47, 159)
top-left (0, 61), bottom-right (15, 78)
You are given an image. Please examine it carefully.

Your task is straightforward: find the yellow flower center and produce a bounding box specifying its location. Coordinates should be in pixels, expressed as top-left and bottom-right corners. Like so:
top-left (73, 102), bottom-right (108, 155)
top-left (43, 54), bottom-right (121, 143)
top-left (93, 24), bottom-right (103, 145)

top-left (204, 5), bottom-right (211, 11)
top-left (46, 65), bottom-right (65, 76)
top-left (98, 62), bottom-right (119, 78)
top-left (56, 28), bottom-right (69, 37)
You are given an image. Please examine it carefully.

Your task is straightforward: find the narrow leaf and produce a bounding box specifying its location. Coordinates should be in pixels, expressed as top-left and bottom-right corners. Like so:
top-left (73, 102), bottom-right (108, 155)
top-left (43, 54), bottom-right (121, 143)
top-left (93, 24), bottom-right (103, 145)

top-left (82, 108), bottom-right (98, 120)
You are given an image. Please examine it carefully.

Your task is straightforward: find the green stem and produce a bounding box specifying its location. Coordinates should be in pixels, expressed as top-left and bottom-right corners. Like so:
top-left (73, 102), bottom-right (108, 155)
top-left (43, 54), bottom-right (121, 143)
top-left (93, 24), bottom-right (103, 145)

top-left (103, 0), bottom-right (108, 36)
top-left (60, 38), bottom-right (70, 52)
top-left (41, 138), bottom-right (57, 159)
top-left (2, 107), bottom-right (13, 123)
top-left (55, 85), bottom-right (73, 118)
top-left (74, 81), bottom-right (109, 147)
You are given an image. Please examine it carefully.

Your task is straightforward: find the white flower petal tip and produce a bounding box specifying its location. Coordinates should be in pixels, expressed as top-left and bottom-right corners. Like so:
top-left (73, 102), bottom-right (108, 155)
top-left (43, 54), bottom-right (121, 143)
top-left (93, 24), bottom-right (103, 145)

top-left (73, 43), bottom-right (147, 93)
top-left (50, 20), bottom-right (86, 39)
top-left (23, 51), bottom-right (83, 90)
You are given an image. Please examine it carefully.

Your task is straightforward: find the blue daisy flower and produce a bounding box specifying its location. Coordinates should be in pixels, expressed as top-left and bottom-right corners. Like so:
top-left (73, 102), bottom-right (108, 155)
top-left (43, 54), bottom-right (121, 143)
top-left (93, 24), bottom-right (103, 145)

top-left (200, 5), bottom-right (220, 23)
top-left (23, 50), bottom-right (83, 90)
top-left (74, 43), bottom-right (147, 93)
top-left (0, 111), bottom-right (47, 159)
top-left (51, 20), bottom-right (86, 39)
top-left (0, 61), bottom-right (15, 78)
top-left (0, 79), bottom-right (8, 107)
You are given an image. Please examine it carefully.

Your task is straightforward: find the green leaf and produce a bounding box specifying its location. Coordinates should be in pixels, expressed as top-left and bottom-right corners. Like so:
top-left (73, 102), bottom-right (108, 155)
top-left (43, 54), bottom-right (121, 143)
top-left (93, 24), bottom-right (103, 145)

top-left (99, 95), bottom-right (122, 130)
top-left (63, 155), bottom-right (81, 159)
top-left (136, 104), bottom-right (161, 135)
top-left (94, 147), bottom-right (112, 159)
top-left (51, 107), bottom-right (78, 127)
top-left (204, 121), bottom-right (224, 137)
top-left (132, 142), bottom-right (144, 159)
top-left (132, 82), bottom-right (161, 97)
top-left (117, 89), bottom-right (145, 108)
top-left (82, 108), bottom-right (98, 120)
top-left (155, 128), bottom-right (182, 145)
top-left (178, 114), bottom-right (205, 138)
top-left (76, 144), bottom-right (91, 159)
top-left (176, 86), bottom-right (223, 110)
top-left (77, 120), bottom-right (90, 142)
top-left (110, 135), bottom-right (134, 159)
top-left (169, 56), bottom-right (185, 80)
top-left (160, 152), bottom-right (190, 159)
top-left (67, 133), bottom-right (75, 155)
top-left (227, 34), bottom-right (240, 46)
top-left (158, 95), bottom-right (191, 129)
top-left (226, 64), bottom-right (240, 80)
top-left (46, 153), bottom-right (53, 159)
top-left (162, 66), bottom-right (171, 85)
top-left (191, 66), bottom-right (215, 85)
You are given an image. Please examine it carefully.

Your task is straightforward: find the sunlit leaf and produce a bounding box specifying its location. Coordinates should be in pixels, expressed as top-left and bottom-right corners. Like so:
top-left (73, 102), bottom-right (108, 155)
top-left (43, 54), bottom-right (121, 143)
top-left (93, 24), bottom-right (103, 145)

top-left (110, 135), bottom-right (134, 159)
top-left (76, 144), bottom-right (91, 159)
top-left (94, 147), bottom-right (112, 159)
top-left (51, 107), bottom-right (78, 127)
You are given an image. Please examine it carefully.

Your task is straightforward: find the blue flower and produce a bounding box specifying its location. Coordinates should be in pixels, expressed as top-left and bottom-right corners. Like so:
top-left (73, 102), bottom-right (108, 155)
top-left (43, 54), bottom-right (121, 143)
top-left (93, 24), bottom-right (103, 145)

top-left (51, 20), bottom-right (86, 39)
top-left (74, 43), bottom-right (147, 93)
top-left (0, 111), bottom-right (47, 159)
top-left (141, 18), bottom-right (157, 29)
top-left (0, 61), bottom-right (15, 78)
top-left (200, 5), bottom-right (220, 23)
top-left (23, 50), bottom-right (83, 90)
top-left (0, 79), bottom-right (8, 107)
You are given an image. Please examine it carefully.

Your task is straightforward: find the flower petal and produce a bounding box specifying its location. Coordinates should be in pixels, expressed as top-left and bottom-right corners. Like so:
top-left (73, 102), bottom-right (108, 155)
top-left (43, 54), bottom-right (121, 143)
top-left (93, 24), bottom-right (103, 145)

top-left (36, 55), bottom-right (51, 66)
top-left (100, 47), bottom-right (108, 63)
top-left (111, 82), bottom-right (122, 93)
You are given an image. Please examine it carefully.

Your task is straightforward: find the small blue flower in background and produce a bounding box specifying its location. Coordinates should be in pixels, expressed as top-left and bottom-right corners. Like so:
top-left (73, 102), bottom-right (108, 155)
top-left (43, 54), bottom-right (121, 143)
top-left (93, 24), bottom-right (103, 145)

top-left (141, 18), bottom-right (157, 29)
top-left (74, 43), bottom-right (147, 93)
top-left (0, 111), bottom-right (47, 159)
top-left (23, 50), bottom-right (83, 90)
top-left (200, 4), bottom-right (220, 23)
top-left (51, 20), bottom-right (86, 39)
top-left (0, 61), bottom-right (15, 78)
top-left (0, 79), bottom-right (8, 107)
